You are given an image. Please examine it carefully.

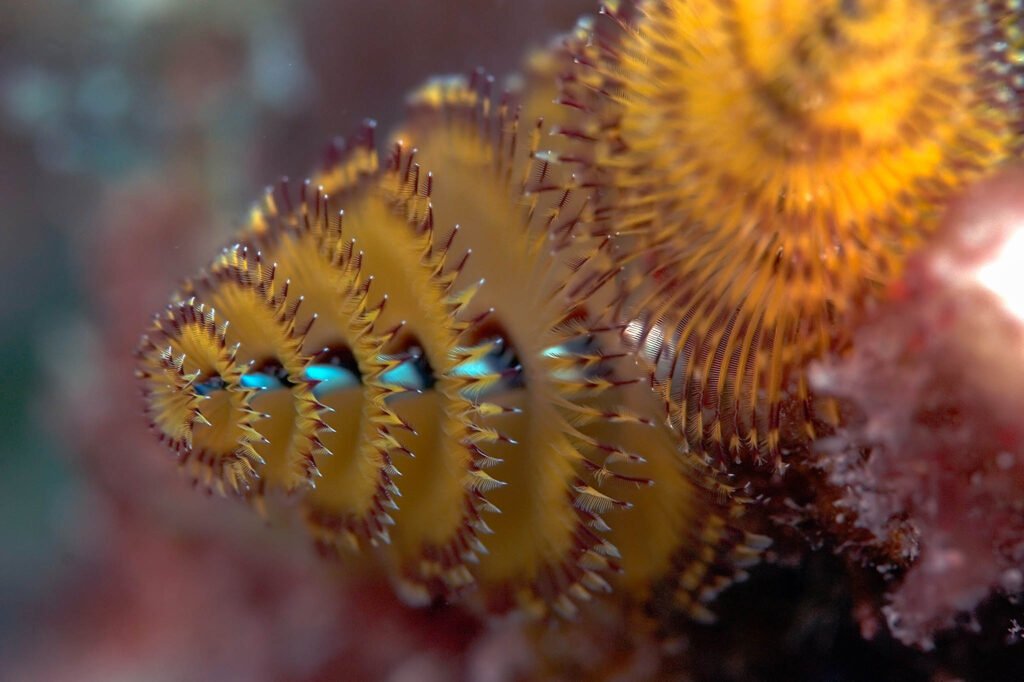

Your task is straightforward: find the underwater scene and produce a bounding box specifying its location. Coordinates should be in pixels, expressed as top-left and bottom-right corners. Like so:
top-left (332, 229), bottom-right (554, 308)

top-left (2, 1), bottom-right (1024, 680)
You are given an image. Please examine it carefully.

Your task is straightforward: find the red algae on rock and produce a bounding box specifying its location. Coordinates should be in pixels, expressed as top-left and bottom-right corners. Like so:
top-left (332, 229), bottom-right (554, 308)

top-left (811, 167), bottom-right (1024, 648)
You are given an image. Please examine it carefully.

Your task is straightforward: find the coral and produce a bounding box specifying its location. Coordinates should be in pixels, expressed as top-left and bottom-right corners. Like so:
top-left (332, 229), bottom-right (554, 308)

top-left (556, 0), bottom-right (1024, 466)
top-left (811, 167), bottom-right (1024, 648)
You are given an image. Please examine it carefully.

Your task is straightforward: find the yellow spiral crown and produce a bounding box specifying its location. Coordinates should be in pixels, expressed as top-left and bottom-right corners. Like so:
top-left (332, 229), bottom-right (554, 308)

top-left (137, 71), bottom-right (765, 621)
top-left (556, 0), bottom-right (1023, 466)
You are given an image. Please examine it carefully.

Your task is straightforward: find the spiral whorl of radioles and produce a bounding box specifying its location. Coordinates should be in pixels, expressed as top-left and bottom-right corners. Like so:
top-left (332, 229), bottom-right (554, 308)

top-left (137, 78), bottom-right (762, 620)
top-left (552, 0), bottom-right (1024, 467)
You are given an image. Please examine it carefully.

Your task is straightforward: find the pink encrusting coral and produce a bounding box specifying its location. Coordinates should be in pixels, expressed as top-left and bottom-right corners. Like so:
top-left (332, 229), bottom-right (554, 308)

top-left (811, 168), bottom-right (1024, 649)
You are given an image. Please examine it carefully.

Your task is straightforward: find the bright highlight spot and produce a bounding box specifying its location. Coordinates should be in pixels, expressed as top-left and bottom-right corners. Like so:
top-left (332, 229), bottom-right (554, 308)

top-left (975, 225), bottom-right (1024, 322)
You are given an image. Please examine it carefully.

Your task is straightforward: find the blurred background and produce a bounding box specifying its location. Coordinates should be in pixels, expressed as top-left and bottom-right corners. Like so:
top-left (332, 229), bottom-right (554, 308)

top-left (0, 1), bottom-right (591, 679)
